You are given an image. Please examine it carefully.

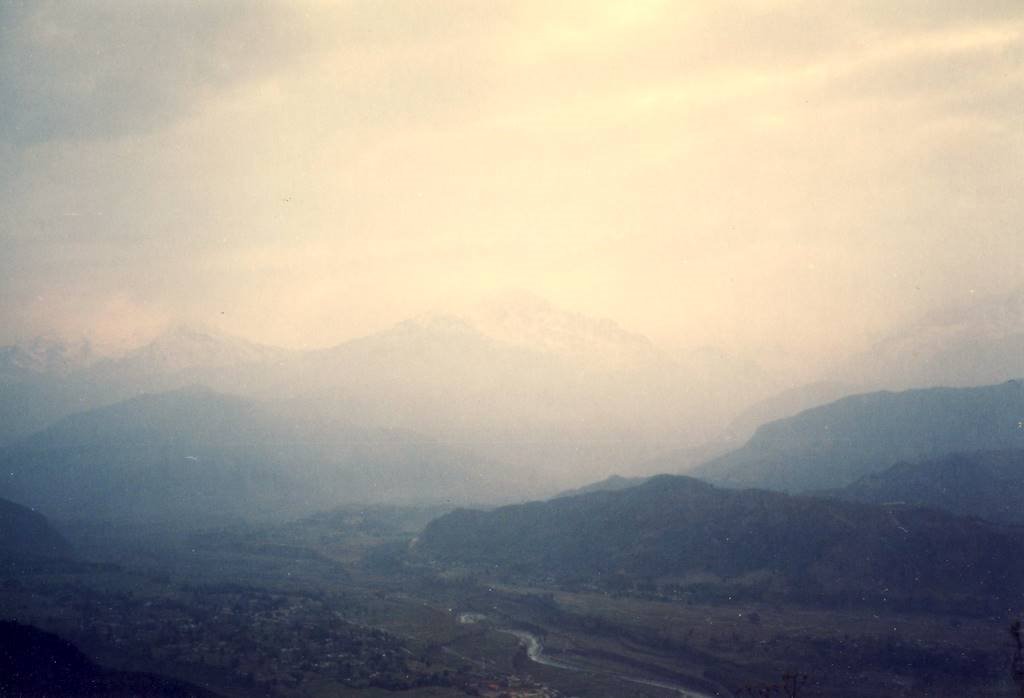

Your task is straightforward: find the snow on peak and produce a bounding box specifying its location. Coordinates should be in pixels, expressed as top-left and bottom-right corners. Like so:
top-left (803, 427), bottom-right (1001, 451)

top-left (120, 324), bottom-right (286, 373)
top-left (0, 335), bottom-right (96, 377)
top-left (470, 295), bottom-right (659, 369)
top-left (393, 314), bottom-right (483, 337)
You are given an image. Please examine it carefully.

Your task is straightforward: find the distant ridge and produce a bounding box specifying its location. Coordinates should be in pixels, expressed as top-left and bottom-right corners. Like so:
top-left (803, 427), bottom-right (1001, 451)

top-left (552, 474), bottom-right (649, 499)
top-left (694, 379), bottom-right (1024, 492)
top-left (0, 388), bottom-right (504, 524)
top-left (725, 381), bottom-right (859, 441)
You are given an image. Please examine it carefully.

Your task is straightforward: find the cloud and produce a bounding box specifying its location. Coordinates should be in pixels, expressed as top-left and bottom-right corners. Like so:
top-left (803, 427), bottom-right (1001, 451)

top-left (0, 0), bottom-right (312, 144)
top-left (0, 1), bottom-right (1021, 374)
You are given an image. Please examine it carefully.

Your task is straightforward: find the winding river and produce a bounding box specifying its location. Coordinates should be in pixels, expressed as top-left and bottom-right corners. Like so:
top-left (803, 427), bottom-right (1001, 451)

top-left (496, 628), bottom-right (717, 698)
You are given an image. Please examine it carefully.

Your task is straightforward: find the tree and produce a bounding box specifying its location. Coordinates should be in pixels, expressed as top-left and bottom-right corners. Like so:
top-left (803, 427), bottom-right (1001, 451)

top-left (1011, 620), bottom-right (1024, 698)
top-left (781, 672), bottom-right (808, 697)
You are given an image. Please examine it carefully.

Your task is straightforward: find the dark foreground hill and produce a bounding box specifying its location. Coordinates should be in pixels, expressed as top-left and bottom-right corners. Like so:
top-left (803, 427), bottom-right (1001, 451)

top-left (0, 496), bottom-right (72, 559)
top-left (0, 621), bottom-right (221, 697)
top-left (416, 475), bottom-right (1024, 612)
top-left (0, 387), bottom-right (500, 526)
top-left (694, 379), bottom-right (1024, 492)
top-left (823, 450), bottom-right (1024, 525)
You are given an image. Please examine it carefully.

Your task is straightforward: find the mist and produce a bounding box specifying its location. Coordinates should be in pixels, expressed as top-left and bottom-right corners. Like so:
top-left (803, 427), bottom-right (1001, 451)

top-left (2, 1), bottom-right (1021, 371)
top-left (4, 4), bottom-right (1024, 697)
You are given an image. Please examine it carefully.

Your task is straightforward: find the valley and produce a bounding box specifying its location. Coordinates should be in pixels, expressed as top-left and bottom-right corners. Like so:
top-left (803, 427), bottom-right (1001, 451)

top-left (2, 495), bottom-right (1020, 697)
top-left (4, 371), bottom-right (1024, 696)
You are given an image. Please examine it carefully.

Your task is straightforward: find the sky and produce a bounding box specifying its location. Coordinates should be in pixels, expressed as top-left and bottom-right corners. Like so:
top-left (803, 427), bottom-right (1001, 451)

top-left (1, 0), bottom-right (1022, 367)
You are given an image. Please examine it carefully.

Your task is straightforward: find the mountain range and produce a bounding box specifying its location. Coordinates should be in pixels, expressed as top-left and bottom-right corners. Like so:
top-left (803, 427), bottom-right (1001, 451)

top-left (4, 289), bottom-right (1024, 497)
top-left (0, 305), bottom-right (779, 488)
top-left (0, 388), bottom-right (510, 525)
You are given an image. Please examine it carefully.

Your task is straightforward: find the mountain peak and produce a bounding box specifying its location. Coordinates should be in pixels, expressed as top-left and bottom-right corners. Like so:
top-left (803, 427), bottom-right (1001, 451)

top-left (470, 296), bottom-right (659, 369)
top-left (120, 323), bottom-right (287, 373)
top-left (148, 322), bottom-right (237, 344)
top-left (395, 314), bottom-right (483, 337)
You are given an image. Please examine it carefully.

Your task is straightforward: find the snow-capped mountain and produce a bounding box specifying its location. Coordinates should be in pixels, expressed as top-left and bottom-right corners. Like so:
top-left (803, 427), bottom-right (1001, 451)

top-left (110, 324), bottom-right (291, 376)
top-left (0, 336), bottom-right (96, 381)
top-left (0, 326), bottom-right (295, 446)
top-left (0, 302), bottom-right (777, 488)
top-left (469, 295), bottom-right (662, 371)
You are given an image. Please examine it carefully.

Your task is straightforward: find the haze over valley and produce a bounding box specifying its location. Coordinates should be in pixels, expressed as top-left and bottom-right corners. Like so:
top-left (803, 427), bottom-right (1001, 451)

top-left (2, 2), bottom-right (1022, 696)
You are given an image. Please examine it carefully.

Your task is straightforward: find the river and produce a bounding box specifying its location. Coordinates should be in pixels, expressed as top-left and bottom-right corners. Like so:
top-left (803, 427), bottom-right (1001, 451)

top-left (496, 628), bottom-right (718, 698)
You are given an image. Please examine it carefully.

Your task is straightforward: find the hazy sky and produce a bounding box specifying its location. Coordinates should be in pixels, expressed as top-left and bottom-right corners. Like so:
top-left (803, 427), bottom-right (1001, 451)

top-left (2, 1), bottom-right (1021, 363)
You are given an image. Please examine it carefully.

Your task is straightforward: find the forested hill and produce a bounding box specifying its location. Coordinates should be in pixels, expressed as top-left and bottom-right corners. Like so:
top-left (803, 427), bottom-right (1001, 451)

top-left (822, 449), bottom-right (1024, 524)
top-left (416, 475), bottom-right (1024, 611)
